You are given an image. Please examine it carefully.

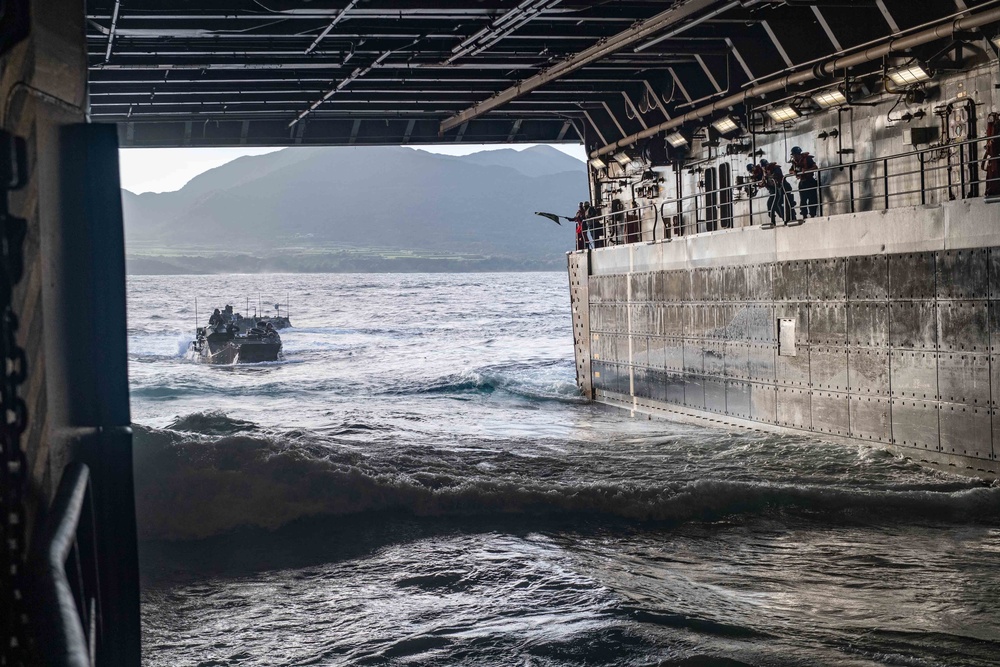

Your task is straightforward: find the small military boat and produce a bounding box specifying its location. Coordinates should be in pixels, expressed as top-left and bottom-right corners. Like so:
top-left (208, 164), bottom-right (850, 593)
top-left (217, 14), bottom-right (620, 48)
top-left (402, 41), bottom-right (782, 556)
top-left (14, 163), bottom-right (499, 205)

top-left (191, 304), bottom-right (283, 364)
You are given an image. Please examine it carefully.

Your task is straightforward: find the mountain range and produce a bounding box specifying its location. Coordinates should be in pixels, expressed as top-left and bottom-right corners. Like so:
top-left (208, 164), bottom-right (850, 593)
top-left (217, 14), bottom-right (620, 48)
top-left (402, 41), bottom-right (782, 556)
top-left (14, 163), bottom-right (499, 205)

top-left (122, 145), bottom-right (587, 273)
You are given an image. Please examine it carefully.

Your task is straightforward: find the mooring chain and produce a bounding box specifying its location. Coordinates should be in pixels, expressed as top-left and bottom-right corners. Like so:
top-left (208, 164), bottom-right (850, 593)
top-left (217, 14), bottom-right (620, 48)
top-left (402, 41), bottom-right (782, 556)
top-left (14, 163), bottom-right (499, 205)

top-left (0, 131), bottom-right (30, 667)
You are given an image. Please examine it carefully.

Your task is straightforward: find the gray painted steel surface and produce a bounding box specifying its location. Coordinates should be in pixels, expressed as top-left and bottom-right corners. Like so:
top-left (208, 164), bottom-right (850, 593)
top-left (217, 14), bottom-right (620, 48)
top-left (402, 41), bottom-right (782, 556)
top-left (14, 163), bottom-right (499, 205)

top-left (574, 201), bottom-right (1000, 476)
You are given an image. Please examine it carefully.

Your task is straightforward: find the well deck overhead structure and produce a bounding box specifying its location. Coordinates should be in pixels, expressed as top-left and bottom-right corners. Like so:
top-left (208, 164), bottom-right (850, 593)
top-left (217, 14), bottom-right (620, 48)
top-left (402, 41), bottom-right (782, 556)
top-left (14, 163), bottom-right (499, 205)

top-left (87, 0), bottom-right (995, 147)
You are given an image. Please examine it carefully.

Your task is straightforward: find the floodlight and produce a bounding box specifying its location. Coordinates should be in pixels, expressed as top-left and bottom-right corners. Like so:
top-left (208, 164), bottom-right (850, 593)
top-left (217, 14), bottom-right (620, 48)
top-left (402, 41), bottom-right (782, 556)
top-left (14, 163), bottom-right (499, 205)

top-left (665, 131), bottom-right (689, 147)
top-left (887, 63), bottom-right (931, 86)
top-left (993, 35), bottom-right (1000, 51)
top-left (767, 105), bottom-right (800, 123)
top-left (711, 116), bottom-right (739, 135)
top-left (812, 89), bottom-right (847, 109)
top-left (589, 157), bottom-right (607, 169)
top-left (613, 151), bottom-right (632, 166)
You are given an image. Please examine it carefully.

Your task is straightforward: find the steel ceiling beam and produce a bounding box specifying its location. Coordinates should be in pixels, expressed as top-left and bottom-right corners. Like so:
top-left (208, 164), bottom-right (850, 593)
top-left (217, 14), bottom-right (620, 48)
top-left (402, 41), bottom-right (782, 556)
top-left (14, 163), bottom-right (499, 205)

top-left (591, 3), bottom-right (1000, 158)
top-left (438, 0), bottom-right (721, 134)
top-left (446, 0), bottom-right (561, 64)
top-left (104, 0), bottom-right (121, 62)
top-left (304, 0), bottom-right (362, 55)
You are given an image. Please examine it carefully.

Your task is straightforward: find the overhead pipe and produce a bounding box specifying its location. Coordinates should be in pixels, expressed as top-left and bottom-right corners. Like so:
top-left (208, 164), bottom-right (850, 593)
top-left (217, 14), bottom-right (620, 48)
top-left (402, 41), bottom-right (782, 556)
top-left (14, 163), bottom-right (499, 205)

top-left (439, 0), bottom-right (723, 133)
top-left (633, 1), bottom-right (742, 53)
top-left (304, 0), bottom-right (361, 55)
top-left (591, 4), bottom-right (1000, 158)
top-left (448, 0), bottom-right (538, 61)
top-left (104, 0), bottom-right (121, 62)
top-left (452, 0), bottom-right (563, 64)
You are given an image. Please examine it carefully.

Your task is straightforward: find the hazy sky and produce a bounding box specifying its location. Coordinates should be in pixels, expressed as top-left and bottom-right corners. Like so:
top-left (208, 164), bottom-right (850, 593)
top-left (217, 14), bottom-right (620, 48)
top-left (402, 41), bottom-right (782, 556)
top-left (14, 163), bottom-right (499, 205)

top-left (118, 143), bottom-right (587, 194)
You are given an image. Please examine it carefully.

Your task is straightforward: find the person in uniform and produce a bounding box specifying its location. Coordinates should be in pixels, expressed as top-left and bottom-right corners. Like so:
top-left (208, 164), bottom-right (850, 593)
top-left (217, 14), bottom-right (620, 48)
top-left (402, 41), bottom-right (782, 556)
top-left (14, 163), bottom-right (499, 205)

top-left (584, 202), bottom-right (603, 249)
top-left (573, 202), bottom-right (588, 251)
top-left (759, 159), bottom-right (796, 225)
top-left (789, 146), bottom-right (819, 218)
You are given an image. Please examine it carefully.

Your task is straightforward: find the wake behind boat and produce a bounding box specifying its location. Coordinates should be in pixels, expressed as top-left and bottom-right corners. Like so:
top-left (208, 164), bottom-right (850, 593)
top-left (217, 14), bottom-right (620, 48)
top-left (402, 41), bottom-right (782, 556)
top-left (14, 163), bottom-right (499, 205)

top-left (191, 304), bottom-right (283, 364)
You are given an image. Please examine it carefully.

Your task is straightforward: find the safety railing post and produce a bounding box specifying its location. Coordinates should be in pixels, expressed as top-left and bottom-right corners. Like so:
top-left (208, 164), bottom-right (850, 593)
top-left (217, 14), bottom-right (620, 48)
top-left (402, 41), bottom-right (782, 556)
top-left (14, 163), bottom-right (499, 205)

top-left (919, 152), bottom-right (926, 205)
top-left (848, 164), bottom-right (855, 213)
top-left (960, 143), bottom-right (966, 198)
top-left (883, 158), bottom-right (889, 209)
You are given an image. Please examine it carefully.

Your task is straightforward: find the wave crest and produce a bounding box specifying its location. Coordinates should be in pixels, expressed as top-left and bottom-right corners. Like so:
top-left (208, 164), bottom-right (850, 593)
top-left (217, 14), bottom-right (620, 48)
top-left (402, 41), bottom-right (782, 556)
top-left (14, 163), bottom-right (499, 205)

top-left (388, 365), bottom-right (586, 404)
top-left (166, 411), bottom-right (258, 435)
top-left (132, 424), bottom-right (1000, 542)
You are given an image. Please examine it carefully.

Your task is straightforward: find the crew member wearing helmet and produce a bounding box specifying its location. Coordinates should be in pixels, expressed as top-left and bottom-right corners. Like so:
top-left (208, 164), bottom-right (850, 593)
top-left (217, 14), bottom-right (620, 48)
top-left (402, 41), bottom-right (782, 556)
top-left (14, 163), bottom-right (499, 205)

top-left (789, 146), bottom-right (819, 218)
top-left (757, 159), bottom-right (796, 226)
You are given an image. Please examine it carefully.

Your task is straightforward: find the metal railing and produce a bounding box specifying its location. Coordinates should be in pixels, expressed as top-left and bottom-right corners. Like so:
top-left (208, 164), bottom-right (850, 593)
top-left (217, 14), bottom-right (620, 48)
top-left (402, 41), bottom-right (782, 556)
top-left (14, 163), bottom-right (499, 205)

top-left (30, 462), bottom-right (101, 667)
top-left (580, 203), bottom-right (658, 247)
top-left (579, 133), bottom-right (999, 248)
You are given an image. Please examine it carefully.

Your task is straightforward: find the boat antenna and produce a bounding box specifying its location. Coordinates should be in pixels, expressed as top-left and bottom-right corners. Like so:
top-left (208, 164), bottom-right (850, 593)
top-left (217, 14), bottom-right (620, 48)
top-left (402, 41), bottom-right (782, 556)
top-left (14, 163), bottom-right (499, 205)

top-left (195, 297), bottom-right (198, 329)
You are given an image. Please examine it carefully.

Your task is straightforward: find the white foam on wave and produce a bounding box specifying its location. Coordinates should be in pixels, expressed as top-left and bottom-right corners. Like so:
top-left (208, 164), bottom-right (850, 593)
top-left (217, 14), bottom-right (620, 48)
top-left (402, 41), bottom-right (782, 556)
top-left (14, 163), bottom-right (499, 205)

top-left (128, 332), bottom-right (195, 360)
top-left (132, 425), bottom-right (1000, 542)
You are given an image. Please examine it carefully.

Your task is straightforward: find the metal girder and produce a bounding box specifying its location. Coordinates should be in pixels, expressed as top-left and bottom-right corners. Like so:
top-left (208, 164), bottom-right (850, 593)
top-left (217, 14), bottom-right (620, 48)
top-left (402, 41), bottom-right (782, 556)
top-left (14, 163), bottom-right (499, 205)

top-left (446, 0), bottom-right (563, 64)
top-left (116, 115), bottom-right (583, 147)
top-left (304, 0), bottom-right (361, 55)
top-left (760, 20), bottom-right (794, 68)
top-left (725, 37), bottom-right (754, 80)
top-left (811, 6), bottom-right (844, 51)
top-left (620, 90), bottom-right (647, 131)
top-left (438, 0), bottom-right (720, 134)
top-left (694, 54), bottom-right (722, 93)
top-left (591, 3), bottom-right (1000, 159)
top-left (104, 0), bottom-right (121, 62)
top-left (875, 0), bottom-right (901, 33)
top-left (600, 101), bottom-right (627, 139)
top-left (82, 0), bottom-right (990, 150)
top-left (581, 109), bottom-right (608, 147)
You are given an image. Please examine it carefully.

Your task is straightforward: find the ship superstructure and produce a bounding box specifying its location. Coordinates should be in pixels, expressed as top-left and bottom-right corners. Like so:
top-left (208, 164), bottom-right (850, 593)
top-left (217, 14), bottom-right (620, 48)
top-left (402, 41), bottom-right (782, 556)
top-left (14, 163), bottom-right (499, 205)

top-left (565, 7), bottom-right (1000, 477)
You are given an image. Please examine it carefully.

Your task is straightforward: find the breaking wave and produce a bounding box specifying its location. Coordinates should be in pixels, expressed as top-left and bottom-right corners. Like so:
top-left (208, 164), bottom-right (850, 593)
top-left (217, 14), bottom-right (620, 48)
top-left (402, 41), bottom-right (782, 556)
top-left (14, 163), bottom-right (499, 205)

top-left (132, 421), bottom-right (999, 542)
top-left (166, 411), bottom-right (258, 435)
top-left (384, 364), bottom-right (585, 404)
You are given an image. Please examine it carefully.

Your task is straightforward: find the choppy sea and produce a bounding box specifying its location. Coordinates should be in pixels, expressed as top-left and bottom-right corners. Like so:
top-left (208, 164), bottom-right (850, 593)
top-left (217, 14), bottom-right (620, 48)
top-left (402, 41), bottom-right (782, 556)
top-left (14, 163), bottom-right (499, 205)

top-left (128, 272), bottom-right (1000, 667)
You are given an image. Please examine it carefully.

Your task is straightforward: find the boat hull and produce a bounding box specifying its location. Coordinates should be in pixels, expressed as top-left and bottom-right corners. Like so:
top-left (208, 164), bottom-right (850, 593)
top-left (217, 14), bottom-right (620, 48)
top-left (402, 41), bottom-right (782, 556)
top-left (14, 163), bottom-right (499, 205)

top-left (195, 339), bottom-right (282, 364)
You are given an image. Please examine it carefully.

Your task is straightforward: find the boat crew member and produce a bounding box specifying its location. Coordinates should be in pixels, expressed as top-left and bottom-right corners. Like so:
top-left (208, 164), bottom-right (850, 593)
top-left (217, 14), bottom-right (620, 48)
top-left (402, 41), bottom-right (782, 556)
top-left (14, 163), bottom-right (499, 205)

top-left (759, 159), bottom-right (796, 225)
top-left (209, 308), bottom-right (223, 326)
top-left (584, 202), bottom-right (603, 249)
top-left (573, 202), bottom-right (588, 251)
top-left (755, 159), bottom-right (778, 225)
top-left (789, 146), bottom-right (819, 218)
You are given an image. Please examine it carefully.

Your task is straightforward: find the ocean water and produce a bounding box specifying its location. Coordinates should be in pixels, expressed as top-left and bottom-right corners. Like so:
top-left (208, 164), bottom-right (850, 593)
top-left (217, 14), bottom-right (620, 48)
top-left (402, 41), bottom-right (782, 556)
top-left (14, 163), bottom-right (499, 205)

top-left (128, 272), bottom-right (1000, 667)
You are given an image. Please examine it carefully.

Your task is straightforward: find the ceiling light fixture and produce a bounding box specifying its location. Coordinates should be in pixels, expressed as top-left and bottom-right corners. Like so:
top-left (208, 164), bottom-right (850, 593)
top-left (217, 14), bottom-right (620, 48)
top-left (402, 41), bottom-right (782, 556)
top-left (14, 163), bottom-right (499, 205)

top-left (613, 151), bottom-right (633, 166)
top-left (887, 63), bottom-right (932, 86)
top-left (665, 131), bottom-right (689, 147)
top-left (812, 89), bottom-right (847, 109)
top-left (767, 105), bottom-right (800, 123)
top-left (711, 116), bottom-right (739, 135)
top-left (589, 157), bottom-right (607, 169)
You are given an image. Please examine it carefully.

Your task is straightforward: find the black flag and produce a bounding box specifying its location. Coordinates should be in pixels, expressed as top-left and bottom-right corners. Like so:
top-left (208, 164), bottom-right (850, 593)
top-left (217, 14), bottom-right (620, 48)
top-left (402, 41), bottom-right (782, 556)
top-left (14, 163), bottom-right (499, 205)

top-left (534, 211), bottom-right (571, 225)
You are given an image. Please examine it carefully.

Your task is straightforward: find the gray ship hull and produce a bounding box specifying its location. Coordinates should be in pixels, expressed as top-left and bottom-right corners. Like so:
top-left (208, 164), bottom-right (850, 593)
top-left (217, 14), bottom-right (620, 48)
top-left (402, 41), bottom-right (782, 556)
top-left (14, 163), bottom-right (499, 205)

top-left (570, 198), bottom-right (1000, 478)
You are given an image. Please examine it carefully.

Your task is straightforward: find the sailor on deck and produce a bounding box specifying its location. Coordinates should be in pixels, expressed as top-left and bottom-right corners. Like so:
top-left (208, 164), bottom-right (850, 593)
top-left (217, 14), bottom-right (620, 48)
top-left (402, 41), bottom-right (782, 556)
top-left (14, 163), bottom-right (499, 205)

top-left (789, 146), bottom-right (819, 218)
